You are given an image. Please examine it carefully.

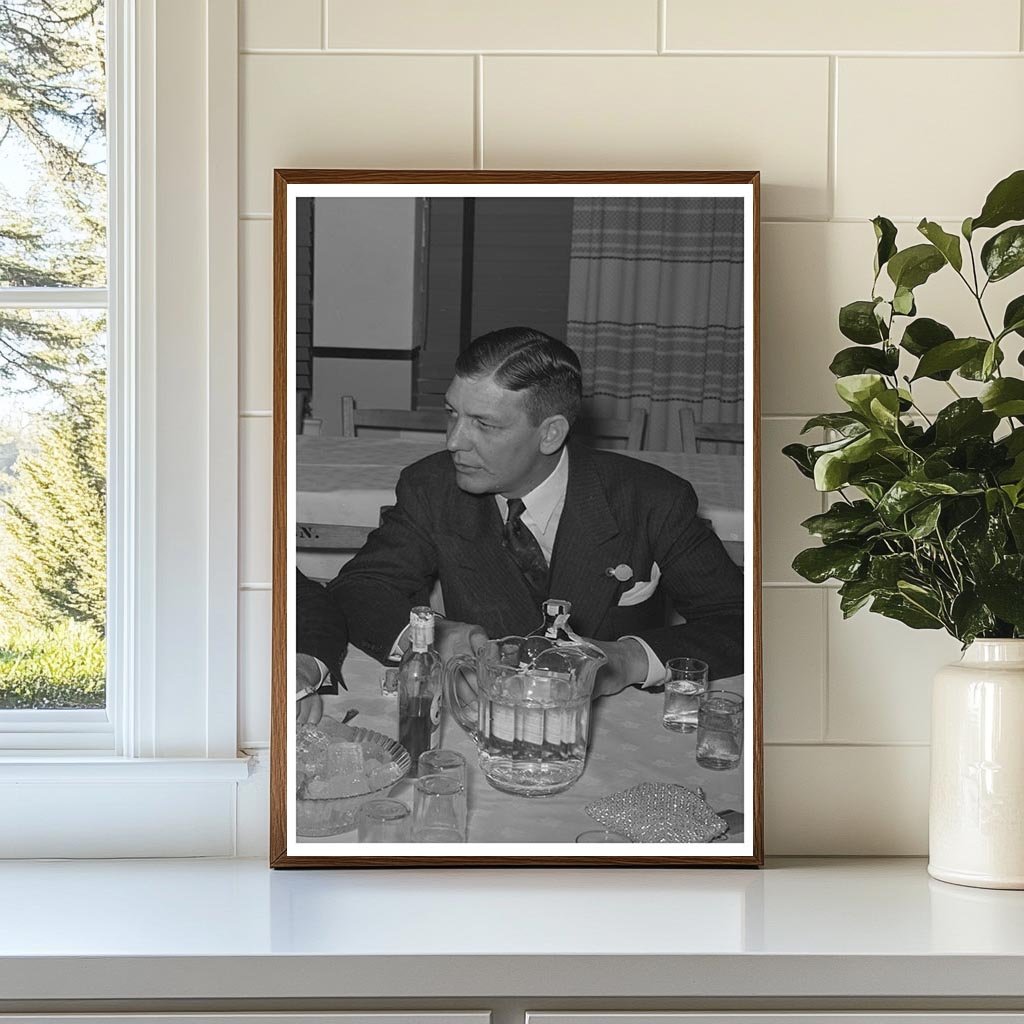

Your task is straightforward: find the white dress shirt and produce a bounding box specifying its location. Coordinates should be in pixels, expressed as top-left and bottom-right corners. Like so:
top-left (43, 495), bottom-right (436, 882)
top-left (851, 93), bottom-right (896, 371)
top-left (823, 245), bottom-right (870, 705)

top-left (391, 446), bottom-right (666, 689)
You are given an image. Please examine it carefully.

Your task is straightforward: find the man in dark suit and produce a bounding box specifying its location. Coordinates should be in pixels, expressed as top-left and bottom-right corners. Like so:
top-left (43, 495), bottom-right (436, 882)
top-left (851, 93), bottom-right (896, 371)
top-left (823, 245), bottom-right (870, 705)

top-left (296, 569), bottom-right (348, 724)
top-left (329, 327), bottom-right (743, 698)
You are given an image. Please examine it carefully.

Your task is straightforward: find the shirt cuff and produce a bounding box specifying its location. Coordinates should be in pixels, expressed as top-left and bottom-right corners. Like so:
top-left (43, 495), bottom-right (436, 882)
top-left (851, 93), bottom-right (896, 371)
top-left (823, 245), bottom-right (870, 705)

top-left (296, 656), bottom-right (329, 700)
top-left (388, 625), bottom-right (411, 662)
top-left (619, 635), bottom-right (666, 689)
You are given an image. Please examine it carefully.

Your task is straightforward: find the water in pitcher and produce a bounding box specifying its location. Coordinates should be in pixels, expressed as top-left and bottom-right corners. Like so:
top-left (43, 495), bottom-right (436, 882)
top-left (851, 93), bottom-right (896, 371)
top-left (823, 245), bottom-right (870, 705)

top-left (475, 668), bottom-right (592, 796)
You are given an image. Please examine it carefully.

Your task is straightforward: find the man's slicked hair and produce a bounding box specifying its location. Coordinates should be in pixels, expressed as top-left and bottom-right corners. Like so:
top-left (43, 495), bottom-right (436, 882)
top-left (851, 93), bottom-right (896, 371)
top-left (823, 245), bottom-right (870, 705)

top-left (454, 326), bottom-right (582, 427)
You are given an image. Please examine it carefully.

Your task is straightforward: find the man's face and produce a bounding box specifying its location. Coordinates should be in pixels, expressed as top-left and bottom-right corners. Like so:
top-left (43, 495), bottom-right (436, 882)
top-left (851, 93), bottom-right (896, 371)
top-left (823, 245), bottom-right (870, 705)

top-left (444, 373), bottom-right (551, 498)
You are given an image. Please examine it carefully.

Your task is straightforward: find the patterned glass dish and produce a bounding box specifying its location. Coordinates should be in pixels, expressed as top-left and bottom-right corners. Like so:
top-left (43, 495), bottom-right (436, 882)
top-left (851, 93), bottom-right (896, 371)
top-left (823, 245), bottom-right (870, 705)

top-left (296, 715), bottom-right (411, 837)
top-left (585, 782), bottom-right (728, 843)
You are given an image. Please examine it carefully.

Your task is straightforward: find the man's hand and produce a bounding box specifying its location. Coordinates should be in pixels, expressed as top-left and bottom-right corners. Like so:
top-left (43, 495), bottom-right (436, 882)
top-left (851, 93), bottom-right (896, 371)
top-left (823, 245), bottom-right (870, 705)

top-left (296, 692), bottom-right (323, 724)
top-left (433, 618), bottom-right (489, 664)
top-left (588, 637), bottom-right (649, 699)
top-left (295, 654), bottom-right (325, 724)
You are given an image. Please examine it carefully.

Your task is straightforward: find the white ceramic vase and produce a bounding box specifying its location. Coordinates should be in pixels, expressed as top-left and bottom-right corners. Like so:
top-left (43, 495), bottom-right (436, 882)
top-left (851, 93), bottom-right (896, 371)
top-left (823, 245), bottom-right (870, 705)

top-left (929, 639), bottom-right (1024, 889)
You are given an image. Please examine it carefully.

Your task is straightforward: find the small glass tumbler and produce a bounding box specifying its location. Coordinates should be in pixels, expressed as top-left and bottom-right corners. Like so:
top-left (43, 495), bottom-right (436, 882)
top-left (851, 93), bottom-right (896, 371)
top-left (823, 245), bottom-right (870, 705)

top-left (696, 690), bottom-right (744, 770)
top-left (418, 748), bottom-right (467, 785)
top-left (412, 773), bottom-right (467, 842)
top-left (575, 829), bottom-right (630, 843)
top-left (662, 657), bottom-right (709, 733)
top-left (357, 798), bottom-right (410, 843)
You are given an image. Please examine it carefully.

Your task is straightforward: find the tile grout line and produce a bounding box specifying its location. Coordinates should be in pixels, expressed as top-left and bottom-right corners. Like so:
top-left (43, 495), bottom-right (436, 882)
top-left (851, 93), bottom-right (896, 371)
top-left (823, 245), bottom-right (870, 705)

top-left (237, 47), bottom-right (1024, 57)
top-left (474, 55), bottom-right (484, 169)
top-left (820, 587), bottom-right (831, 743)
top-left (657, 0), bottom-right (666, 54)
top-left (827, 55), bottom-right (838, 221)
top-left (1021, 0), bottom-right (1024, 52)
top-left (321, 0), bottom-right (328, 50)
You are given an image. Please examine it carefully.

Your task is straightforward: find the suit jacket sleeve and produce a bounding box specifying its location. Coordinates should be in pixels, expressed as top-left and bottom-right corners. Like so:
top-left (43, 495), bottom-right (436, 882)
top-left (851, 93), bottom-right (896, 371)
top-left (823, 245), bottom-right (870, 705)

top-left (295, 569), bottom-right (348, 691)
top-left (639, 475), bottom-right (744, 680)
top-left (326, 466), bottom-right (440, 664)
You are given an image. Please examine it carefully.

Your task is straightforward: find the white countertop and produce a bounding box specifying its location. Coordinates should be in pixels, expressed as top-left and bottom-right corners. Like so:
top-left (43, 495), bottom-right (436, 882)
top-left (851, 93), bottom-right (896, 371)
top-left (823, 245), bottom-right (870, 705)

top-left (2, 857), bottom-right (1024, 1002)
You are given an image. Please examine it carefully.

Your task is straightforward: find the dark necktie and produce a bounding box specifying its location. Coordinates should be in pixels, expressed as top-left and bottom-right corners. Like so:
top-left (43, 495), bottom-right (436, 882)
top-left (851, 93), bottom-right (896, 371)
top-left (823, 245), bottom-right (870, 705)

top-left (502, 497), bottom-right (549, 604)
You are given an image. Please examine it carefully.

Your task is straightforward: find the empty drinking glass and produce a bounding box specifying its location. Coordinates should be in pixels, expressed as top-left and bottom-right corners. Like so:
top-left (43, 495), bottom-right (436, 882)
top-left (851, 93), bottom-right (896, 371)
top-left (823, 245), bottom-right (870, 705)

top-left (357, 798), bottom-right (410, 842)
top-left (575, 829), bottom-right (630, 843)
top-left (696, 690), bottom-right (744, 770)
top-left (662, 657), bottom-right (709, 733)
top-left (412, 773), bottom-right (467, 842)
top-left (418, 748), bottom-right (467, 785)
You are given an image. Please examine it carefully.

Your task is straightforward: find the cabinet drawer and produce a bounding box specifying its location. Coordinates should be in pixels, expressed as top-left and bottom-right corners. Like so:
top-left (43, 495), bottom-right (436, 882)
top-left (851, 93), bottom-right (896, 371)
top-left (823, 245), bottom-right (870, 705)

top-left (528, 1016), bottom-right (1024, 1024)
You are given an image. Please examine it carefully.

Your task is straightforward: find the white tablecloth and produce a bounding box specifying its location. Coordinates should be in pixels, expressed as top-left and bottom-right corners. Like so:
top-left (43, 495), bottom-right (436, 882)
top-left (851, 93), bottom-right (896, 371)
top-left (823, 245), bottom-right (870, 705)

top-left (298, 647), bottom-right (745, 845)
top-left (296, 437), bottom-right (744, 542)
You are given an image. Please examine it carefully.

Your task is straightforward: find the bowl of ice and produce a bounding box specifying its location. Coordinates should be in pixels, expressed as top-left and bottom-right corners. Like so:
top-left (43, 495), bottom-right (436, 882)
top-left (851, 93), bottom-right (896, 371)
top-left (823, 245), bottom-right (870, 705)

top-left (296, 714), bottom-right (411, 837)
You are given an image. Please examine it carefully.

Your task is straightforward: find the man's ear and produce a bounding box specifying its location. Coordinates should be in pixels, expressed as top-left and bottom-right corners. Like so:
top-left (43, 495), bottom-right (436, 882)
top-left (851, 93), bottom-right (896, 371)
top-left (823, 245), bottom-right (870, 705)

top-left (538, 415), bottom-right (570, 455)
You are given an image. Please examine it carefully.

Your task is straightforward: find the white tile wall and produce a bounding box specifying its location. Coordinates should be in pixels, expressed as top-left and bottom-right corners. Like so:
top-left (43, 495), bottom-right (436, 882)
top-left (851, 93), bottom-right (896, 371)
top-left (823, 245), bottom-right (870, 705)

top-left (236, 2), bottom-right (1024, 853)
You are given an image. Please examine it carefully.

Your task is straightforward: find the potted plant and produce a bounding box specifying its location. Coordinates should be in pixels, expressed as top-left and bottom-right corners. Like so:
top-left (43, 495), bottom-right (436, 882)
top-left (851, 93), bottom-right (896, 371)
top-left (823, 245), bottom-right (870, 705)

top-left (785, 169), bottom-right (1024, 889)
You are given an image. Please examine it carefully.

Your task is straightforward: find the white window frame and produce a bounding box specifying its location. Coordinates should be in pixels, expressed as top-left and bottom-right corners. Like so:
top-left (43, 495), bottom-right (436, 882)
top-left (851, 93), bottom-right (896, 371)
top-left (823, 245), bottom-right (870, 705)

top-left (0, 0), bottom-right (249, 857)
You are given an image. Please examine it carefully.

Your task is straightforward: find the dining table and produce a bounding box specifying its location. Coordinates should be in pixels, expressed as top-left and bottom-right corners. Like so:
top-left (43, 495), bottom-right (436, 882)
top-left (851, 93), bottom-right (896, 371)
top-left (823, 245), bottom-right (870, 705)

top-left (298, 645), bottom-right (746, 845)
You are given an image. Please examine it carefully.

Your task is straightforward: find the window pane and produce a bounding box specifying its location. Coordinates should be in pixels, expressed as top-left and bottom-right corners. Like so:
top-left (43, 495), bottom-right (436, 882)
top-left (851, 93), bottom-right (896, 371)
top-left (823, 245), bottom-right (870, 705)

top-left (0, 0), bottom-right (107, 288)
top-left (0, 309), bottom-right (105, 709)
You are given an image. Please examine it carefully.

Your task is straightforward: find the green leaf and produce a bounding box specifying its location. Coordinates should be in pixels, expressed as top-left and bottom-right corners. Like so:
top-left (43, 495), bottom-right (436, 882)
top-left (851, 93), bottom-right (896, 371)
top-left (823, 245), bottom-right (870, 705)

top-left (800, 413), bottom-right (866, 435)
top-left (877, 479), bottom-right (958, 524)
top-left (782, 442), bottom-right (815, 479)
top-left (933, 399), bottom-right (999, 445)
top-left (917, 219), bottom-right (963, 272)
top-left (982, 341), bottom-right (1001, 381)
top-left (887, 243), bottom-right (946, 291)
top-left (976, 577), bottom-right (1024, 629)
top-left (814, 450), bottom-right (851, 491)
top-left (829, 345), bottom-right (899, 378)
top-left (981, 225), bottom-right (1024, 283)
top-left (962, 216), bottom-right (974, 241)
top-left (838, 579), bottom-right (878, 618)
top-left (1003, 295), bottom-right (1024, 340)
top-left (900, 318), bottom-right (955, 368)
top-left (871, 594), bottom-right (943, 630)
top-left (872, 216), bottom-right (898, 277)
top-left (979, 378), bottom-right (1024, 418)
top-left (868, 389), bottom-right (902, 431)
top-left (868, 552), bottom-right (915, 587)
top-left (971, 169), bottom-right (1024, 232)
top-left (839, 300), bottom-right (886, 345)
top-left (950, 593), bottom-right (996, 644)
top-left (959, 344), bottom-right (1004, 381)
top-left (892, 286), bottom-right (916, 316)
top-left (835, 373), bottom-right (887, 413)
top-left (800, 501), bottom-right (879, 543)
top-left (911, 337), bottom-right (987, 381)
top-left (792, 543), bottom-right (866, 584)
top-left (908, 500), bottom-right (943, 539)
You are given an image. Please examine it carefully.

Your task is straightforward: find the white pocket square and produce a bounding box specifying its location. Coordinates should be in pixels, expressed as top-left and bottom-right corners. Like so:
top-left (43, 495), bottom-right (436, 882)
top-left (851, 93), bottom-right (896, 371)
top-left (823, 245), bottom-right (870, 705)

top-left (617, 562), bottom-right (661, 607)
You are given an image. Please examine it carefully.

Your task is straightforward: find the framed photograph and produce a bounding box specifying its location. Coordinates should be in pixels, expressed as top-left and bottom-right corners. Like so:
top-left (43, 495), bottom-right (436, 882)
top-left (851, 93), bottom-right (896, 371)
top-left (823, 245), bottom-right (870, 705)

top-left (270, 170), bottom-right (762, 867)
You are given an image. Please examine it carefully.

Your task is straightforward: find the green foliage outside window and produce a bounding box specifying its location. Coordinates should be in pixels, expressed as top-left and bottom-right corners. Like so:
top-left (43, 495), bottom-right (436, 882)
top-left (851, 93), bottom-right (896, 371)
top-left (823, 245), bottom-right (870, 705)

top-left (0, 0), bottom-right (107, 708)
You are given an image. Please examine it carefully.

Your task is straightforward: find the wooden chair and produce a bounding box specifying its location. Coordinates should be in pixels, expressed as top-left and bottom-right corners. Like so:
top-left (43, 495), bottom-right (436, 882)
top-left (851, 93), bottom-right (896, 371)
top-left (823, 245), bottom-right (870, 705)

top-left (575, 409), bottom-right (647, 451)
top-left (341, 396), bottom-right (448, 437)
top-left (679, 408), bottom-right (743, 454)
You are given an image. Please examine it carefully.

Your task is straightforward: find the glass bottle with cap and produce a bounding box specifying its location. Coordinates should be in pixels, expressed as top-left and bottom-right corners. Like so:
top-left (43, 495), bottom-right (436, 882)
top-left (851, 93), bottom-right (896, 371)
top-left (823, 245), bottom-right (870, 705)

top-left (397, 606), bottom-right (443, 777)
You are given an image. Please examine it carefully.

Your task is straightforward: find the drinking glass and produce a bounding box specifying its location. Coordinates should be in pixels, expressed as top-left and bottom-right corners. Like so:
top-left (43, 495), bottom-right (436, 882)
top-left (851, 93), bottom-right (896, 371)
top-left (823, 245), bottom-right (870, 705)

top-left (662, 657), bottom-right (709, 733)
top-left (696, 690), bottom-right (744, 770)
top-left (575, 829), bottom-right (630, 843)
top-left (418, 748), bottom-right (467, 785)
top-left (357, 798), bottom-right (410, 842)
top-left (412, 773), bottom-right (467, 842)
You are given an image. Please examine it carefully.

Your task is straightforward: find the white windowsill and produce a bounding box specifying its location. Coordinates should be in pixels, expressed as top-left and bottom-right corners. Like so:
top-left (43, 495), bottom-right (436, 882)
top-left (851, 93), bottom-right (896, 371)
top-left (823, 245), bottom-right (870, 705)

top-left (0, 857), bottom-right (1022, 1005)
top-left (0, 755), bottom-right (252, 781)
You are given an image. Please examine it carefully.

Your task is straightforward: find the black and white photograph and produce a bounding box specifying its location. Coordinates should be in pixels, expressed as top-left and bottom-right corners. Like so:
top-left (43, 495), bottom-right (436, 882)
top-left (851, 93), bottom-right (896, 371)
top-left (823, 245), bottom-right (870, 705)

top-left (272, 171), bottom-right (762, 866)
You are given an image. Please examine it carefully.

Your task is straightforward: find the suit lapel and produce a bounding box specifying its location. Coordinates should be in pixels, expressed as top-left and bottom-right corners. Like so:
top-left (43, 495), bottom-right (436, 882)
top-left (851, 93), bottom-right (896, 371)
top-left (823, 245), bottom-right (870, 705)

top-left (548, 443), bottom-right (632, 637)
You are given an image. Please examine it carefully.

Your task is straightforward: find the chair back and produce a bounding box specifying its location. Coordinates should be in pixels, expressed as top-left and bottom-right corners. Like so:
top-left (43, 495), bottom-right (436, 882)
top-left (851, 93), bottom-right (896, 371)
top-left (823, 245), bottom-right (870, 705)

top-left (341, 396), bottom-right (448, 437)
top-left (679, 408), bottom-right (743, 454)
top-left (575, 408), bottom-right (647, 450)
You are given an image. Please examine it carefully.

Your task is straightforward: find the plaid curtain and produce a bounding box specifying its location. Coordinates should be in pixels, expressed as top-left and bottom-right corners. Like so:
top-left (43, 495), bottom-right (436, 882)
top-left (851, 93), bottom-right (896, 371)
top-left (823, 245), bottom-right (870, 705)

top-left (565, 197), bottom-right (745, 451)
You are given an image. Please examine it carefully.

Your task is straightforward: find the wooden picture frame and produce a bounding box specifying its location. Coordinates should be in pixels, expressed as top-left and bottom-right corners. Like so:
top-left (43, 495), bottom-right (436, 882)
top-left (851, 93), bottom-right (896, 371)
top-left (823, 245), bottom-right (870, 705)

top-left (271, 170), bottom-right (762, 867)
